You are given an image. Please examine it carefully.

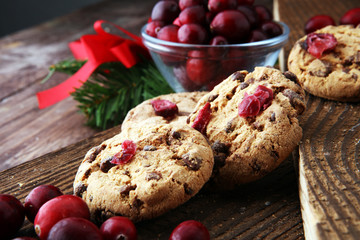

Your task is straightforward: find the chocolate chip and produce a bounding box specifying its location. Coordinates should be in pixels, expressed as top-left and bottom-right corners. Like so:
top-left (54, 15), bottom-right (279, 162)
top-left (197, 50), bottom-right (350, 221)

top-left (344, 56), bottom-right (354, 66)
top-left (225, 118), bottom-right (235, 133)
top-left (352, 73), bottom-right (358, 80)
top-left (208, 94), bottom-right (219, 102)
top-left (343, 68), bottom-right (351, 73)
top-left (271, 150), bottom-right (279, 160)
top-left (230, 71), bottom-right (246, 82)
top-left (310, 61), bottom-right (332, 77)
top-left (143, 145), bottom-right (157, 151)
top-left (184, 183), bottom-right (193, 195)
top-left (299, 40), bottom-right (308, 50)
top-left (283, 89), bottom-right (305, 115)
top-left (145, 171), bottom-right (162, 181)
top-left (85, 144), bottom-right (106, 163)
top-left (74, 182), bottom-right (87, 197)
top-left (132, 198), bottom-right (144, 210)
top-left (240, 82), bottom-right (249, 90)
top-left (214, 153), bottom-right (227, 169)
top-left (355, 51), bottom-right (360, 64)
top-left (211, 140), bottom-right (229, 153)
top-left (270, 112), bottom-right (276, 122)
top-left (181, 154), bottom-right (202, 171)
top-left (283, 71), bottom-right (298, 83)
top-left (120, 184), bottom-right (136, 196)
top-left (171, 130), bottom-right (181, 139)
top-left (100, 156), bottom-right (116, 173)
top-left (252, 122), bottom-right (264, 131)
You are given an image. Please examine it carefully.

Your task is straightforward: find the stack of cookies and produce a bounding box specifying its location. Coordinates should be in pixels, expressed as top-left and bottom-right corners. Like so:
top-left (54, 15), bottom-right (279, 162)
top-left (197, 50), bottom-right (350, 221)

top-left (73, 66), bottom-right (306, 223)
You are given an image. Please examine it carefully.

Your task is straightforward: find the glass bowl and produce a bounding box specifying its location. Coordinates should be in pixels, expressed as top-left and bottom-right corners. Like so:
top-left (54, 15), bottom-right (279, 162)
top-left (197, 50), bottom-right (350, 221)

top-left (141, 22), bottom-right (289, 92)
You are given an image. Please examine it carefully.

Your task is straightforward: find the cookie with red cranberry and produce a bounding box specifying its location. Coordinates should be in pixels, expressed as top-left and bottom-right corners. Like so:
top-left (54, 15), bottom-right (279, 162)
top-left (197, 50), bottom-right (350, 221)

top-left (121, 92), bottom-right (208, 131)
top-left (73, 122), bottom-right (213, 222)
top-left (187, 66), bottom-right (306, 190)
top-left (288, 25), bottom-right (360, 102)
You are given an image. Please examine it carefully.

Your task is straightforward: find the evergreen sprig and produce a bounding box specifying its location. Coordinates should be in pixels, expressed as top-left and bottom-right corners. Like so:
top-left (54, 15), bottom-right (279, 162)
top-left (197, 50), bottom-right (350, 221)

top-left (47, 58), bottom-right (174, 130)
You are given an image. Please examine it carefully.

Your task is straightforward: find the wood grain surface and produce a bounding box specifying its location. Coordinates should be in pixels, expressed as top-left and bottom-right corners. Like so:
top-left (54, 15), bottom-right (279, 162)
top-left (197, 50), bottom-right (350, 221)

top-left (278, 0), bottom-right (360, 239)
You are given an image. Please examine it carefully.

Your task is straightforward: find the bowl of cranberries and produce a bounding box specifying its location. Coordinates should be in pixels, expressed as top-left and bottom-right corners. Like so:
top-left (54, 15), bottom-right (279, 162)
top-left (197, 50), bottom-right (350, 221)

top-left (142, 0), bottom-right (290, 92)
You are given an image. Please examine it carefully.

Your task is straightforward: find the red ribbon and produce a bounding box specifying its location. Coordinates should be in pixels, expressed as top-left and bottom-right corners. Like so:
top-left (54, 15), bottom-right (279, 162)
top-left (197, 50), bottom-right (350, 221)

top-left (37, 20), bottom-right (149, 109)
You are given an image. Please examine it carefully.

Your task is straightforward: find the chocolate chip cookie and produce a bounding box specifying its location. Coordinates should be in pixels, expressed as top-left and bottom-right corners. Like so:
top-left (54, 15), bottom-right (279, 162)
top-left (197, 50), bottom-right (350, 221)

top-left (187, 66), bottom-right (306, 190)
top-left (121, 92), bottom-right (207, 131)
top-left (73, 122), bottom-right (213, 222)
top-left (288, 25), bottom-right (360, 102)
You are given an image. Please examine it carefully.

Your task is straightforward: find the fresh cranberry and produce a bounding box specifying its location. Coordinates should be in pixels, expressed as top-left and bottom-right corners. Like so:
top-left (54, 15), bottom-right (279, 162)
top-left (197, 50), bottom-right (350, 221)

top-left (34, 195), bottom-right (90, 240)
top-left (173, 65), bottom-right (201, 91)
top-left (178, 23), bottom-right (208, 44)
top-left (253, 85), bottom-right (273, 110)
top-left (221, 48), bottom-right (246, 75)
top-left (0, 194), bottom-right (25, 239)
top-left (238, 93), bottom-right (261, 117)
top-left (157, 25), bottom-right (179, 42)
top-left (248, 29), bottom-right (267, 42)
top-left (151, 99), bottom-right (179, 119)
top-left (179, 0), bottom-right (204, 11)
top-left (237, 0), bottom-right (254, 5)
top-left (261, 21), bottom-right (282, 38)
top-left (210, 10), bottom-right (250, 43)
top-left (47, 217), bottom-right (103, 240)
top-left (306, 32), bottom-right (337, 58)
top-left (169, 220), bottom-right (210, 240)
top-left (111, 140), bottom-right (137, 165)
top-left (304, 15), bottom-right (336, 34)
top-left (191, 102), bottom-right (212, 134)
top-left (210, 35), bottom-right (228, 45)
top-left (205, 11), bottom-right (216, 24)
top-left (186, 50), bottom-right (217, 85)
top-left (146, 20), bottom-right (165, 37)
top-left (254, 5), bottom-right (272, 23)
top-left (340, 7), bottom-right (360, 26)
top-left (179, 5), bottom-right (206, 25)
top-left (24, 185), bottom-right (63, 223)
top-left (173, 17), bottom-right (181, 26)
top-left (209, 35), bottom-right (228, 57)
top-left (100, 216), bottom-right (137, 240)
top-left (151, 0), bottom-right (180, 24)
top-left (208, 0), bottom-right (237, 13)
top-left (12, 237), bottom-right (37, 240)
top-left (237, 5), bottom-right (260, 29)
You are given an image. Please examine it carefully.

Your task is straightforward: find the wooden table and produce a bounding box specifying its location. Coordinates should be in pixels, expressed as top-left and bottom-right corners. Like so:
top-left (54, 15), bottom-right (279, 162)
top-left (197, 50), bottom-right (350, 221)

top-left (0, 0), bottom-right (359, 239)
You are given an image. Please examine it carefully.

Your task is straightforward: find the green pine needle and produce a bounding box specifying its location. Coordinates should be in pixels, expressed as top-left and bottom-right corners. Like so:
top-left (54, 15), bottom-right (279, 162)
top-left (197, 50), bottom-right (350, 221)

top-left (47, 58), bottom-right (174, 130)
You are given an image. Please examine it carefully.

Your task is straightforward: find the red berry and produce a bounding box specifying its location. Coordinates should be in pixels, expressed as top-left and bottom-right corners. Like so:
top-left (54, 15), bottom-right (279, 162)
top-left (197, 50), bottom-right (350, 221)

top-left (47, 217), bottom-right (103, 240)
top-left (169, 220), bottom-right (210, 240)
top-left (248, 29), bottom-right (267, 42)
top-left (191, 102), bottom-right (212, 134)
top-left (210, 35), bottom-right (228, 45)
top-left (179, 0), bottom-right (204, 11)
top-left (261, 21), bottom-right (283, 38)
top-left (151, 99), bottom-right (179, 119)
top-left (208, 35), bottom-right (228, 58)
top-left (340, 7), bottom-right (360, 26)
top-left (157, 25), bottom-right (180, 42)
top-left (146, 20), bottom-right (165, 37)
top-left (237, 5), bottom-right (260, 28)
top-left (254, 5), bottom-right (272, 23)
top-left (34, 195), bottom-right (90, 240)
top-left (178, 23), bottom-right (208, 44)
top-left (253, 85), bottom-right (273, 110)
top-left (179, 5), bottom-right (206, 25)
top-left (210, 10), bottom-right (250, 43)
top-left (304, 15), bottom-right (336, 34)
top-left (100, 216), bottom-right (137, 240)
top-left (111, 140), bottom-right (137, 165)
top-left (238, 93), bottom-right (261, 117)
top-left (208, 0), bottom-right (237, 13)
top-left (306, 32), bottom-right (337, 58)
top-left (151, 0), bottom-right (180, 24)
top-left (173, 17), bottom-right (182, 26)
top-left (237, 0), bottom-right (254, 5)
top-left (24, 185), bottom-right (63, 223)
top-left (186, 50), bottom-right (217, 85)
top-left (12, 238), bottom-right (37, 240)
top-left (0, 194), bottom-right (25, 239)
top-left (173, 65), bottom-right (202, 91)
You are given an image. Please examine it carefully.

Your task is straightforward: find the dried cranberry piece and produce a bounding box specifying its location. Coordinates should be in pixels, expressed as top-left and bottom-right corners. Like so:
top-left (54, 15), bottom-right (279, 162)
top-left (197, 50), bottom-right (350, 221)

top-left (111, 140), bottom-right (137, 165)
top-left (238, 93), bottom-right (260, 117)
top-left (253, 85), bottom-right (273, 110)
top-left (151, 99), bottom-right (179, 119)
top-left (192, 102), bottom-right (212, 134)
top-left (306, 33), bottom-right (337, 58)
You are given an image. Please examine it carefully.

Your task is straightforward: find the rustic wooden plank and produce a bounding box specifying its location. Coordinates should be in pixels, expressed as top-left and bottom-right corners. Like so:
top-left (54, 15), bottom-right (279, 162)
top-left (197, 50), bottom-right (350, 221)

top-left (278, 0), bottom-right (360, 239)
top-left (0, 124), bottom-right (303, 239)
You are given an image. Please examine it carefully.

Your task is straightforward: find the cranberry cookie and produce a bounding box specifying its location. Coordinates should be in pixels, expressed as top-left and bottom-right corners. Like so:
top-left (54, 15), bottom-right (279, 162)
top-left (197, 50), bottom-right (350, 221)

top-left (187, 66), bottom-right (306, 190)
top-left (73, 122), bottom-right (213, 222)
top-left (288, 25), bottom-right (360, 102)
top-left (121, 92), bottom-right (207, 131)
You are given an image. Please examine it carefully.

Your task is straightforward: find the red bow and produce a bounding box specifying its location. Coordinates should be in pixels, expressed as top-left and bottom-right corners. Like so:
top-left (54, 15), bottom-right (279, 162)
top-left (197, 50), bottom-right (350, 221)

top-left (36, 20), bottom-right (149, 109)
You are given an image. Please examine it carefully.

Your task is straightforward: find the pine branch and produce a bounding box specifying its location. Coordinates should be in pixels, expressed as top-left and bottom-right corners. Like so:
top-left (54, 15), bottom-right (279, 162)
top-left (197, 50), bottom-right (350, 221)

top-left (48, 58), bottom-right (174, 130)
